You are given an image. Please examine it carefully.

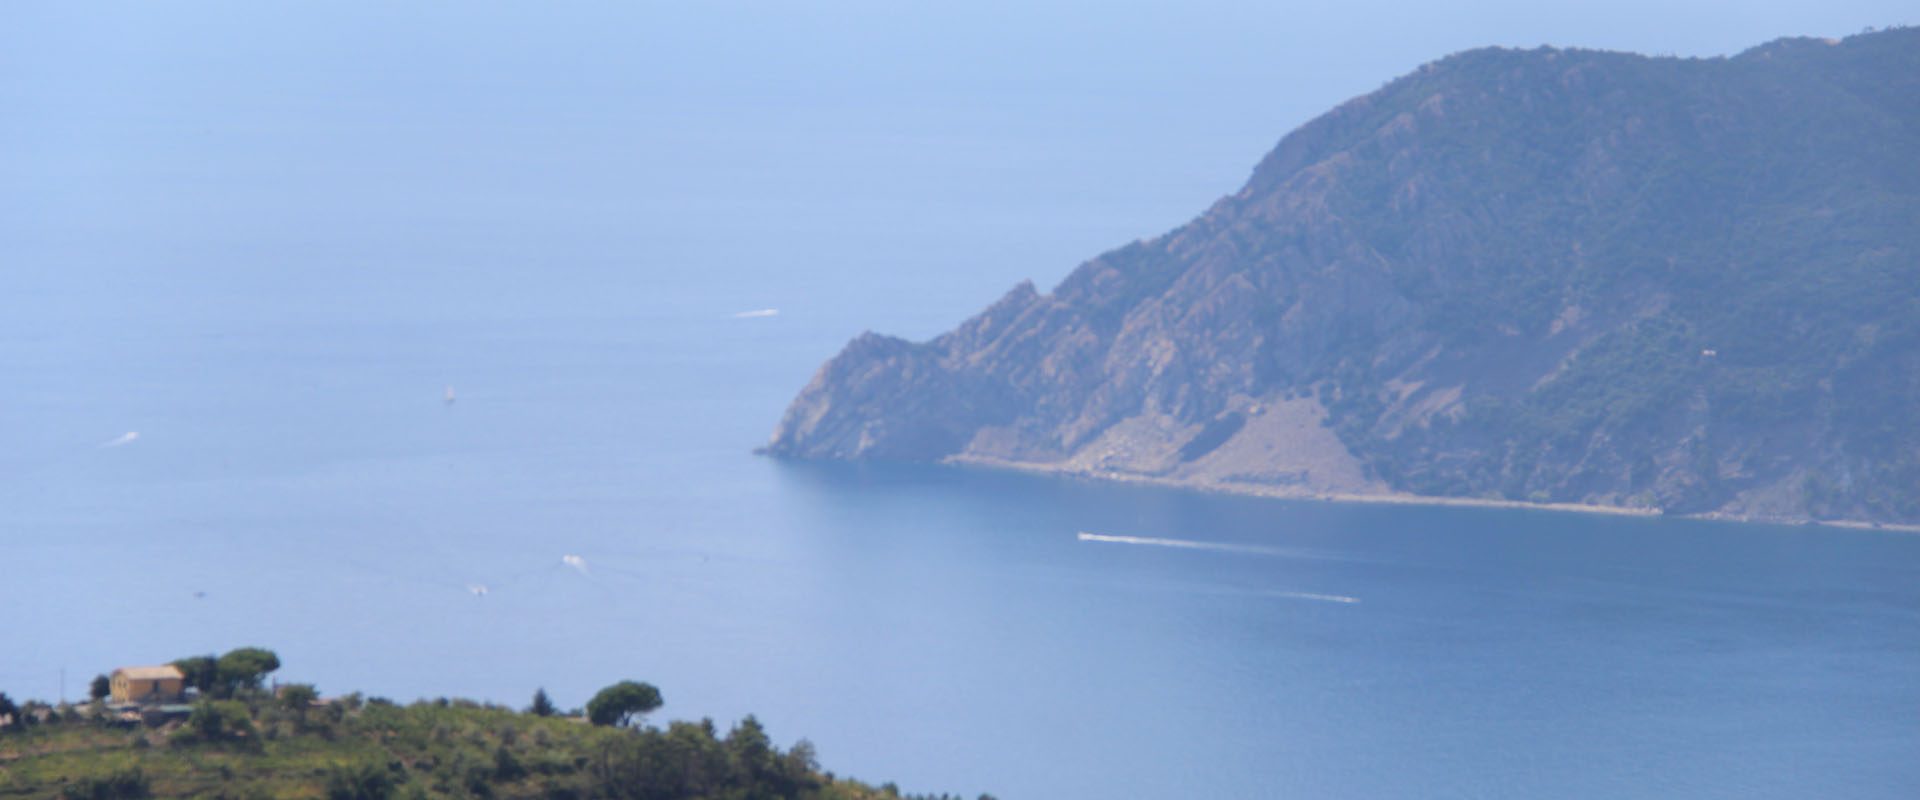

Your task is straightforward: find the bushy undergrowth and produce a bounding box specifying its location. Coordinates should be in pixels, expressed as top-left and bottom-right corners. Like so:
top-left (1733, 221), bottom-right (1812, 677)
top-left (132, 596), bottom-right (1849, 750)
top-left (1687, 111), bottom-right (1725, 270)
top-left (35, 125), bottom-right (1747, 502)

top-left (0, 697), bottom-right (958, 800)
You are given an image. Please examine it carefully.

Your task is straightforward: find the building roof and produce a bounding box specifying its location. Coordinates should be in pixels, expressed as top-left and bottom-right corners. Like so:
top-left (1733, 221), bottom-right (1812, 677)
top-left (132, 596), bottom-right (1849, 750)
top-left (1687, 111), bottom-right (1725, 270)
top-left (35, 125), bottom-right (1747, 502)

top-left (114, 665), bottom-right (184, 681)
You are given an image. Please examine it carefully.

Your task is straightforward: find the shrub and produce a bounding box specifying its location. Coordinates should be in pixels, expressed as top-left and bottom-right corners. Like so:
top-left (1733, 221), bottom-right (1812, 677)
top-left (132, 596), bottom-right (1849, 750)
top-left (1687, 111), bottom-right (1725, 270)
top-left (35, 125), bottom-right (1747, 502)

top-left (59, 768), bottom-right (150, 800)
top-left (325, 762), bottom-right (397, 800)
top-left (175, 700), bottom-right (258, 748)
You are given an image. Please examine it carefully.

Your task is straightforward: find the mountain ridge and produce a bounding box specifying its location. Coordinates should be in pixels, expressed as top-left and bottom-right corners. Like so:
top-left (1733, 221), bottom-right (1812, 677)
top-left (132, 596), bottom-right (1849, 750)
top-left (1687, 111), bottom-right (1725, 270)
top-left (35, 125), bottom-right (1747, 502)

top-left (765, 29), bottom-right (1920, 527)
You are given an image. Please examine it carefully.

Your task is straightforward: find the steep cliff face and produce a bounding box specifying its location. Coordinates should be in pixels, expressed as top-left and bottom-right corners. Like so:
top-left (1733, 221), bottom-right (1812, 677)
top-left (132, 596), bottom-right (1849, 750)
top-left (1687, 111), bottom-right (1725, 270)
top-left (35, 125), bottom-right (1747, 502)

top-left (766, 29), bottom-right (1920, 525)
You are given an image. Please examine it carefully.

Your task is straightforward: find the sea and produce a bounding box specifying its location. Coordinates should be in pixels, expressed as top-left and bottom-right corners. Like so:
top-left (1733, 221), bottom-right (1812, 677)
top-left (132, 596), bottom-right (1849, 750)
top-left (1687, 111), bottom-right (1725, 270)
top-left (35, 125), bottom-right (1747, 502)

top-left (5, 5), bottom-right (1919, 798)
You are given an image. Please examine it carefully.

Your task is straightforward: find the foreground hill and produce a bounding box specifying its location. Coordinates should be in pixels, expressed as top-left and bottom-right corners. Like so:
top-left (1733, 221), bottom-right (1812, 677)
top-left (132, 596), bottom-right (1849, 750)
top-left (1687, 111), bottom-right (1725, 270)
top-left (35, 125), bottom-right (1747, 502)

top-left (0, 698), bottom-right (941, 800)
top-left (766, 28), bottom-right (1920, 526)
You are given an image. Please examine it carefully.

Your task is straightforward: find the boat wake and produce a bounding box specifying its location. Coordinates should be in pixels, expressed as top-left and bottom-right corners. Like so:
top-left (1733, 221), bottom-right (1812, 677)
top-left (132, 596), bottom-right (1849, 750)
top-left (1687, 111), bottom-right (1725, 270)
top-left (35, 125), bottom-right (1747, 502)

top-left (1076, 531), bottom-right (1337, 560)
top-left (1267, 590), bottom-right (1361, 605)
top-left (1076, 531), bottom-right (1361, 604)
top-left (99, 431), bottom-right (140, 449)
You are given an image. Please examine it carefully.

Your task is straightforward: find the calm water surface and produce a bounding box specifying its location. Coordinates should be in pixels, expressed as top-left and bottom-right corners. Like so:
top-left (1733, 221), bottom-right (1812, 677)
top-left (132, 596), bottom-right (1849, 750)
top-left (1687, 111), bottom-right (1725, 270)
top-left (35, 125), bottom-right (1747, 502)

top-left (3, 309), bottom-right (1917, 799)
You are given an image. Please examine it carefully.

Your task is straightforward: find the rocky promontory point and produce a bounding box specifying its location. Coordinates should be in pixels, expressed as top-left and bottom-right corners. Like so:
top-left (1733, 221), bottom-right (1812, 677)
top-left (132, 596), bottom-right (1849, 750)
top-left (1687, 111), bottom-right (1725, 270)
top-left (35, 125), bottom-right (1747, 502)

top-left (767, 29), bottom-right (1920, 526)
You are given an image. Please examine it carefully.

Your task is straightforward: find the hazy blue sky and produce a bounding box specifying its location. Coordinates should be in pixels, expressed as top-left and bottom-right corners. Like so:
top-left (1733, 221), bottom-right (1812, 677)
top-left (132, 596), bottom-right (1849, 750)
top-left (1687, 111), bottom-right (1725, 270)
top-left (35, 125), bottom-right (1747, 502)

top-left (4, 2), bottom-right (1913, 338)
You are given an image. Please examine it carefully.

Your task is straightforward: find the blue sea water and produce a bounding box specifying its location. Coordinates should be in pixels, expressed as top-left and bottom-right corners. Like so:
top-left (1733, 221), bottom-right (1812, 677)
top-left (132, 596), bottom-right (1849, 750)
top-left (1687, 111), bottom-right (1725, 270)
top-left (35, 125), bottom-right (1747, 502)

top-left (6, 4), bottom-right (1920, 798)
top-left (7, 299), bottom-right (1920, 800)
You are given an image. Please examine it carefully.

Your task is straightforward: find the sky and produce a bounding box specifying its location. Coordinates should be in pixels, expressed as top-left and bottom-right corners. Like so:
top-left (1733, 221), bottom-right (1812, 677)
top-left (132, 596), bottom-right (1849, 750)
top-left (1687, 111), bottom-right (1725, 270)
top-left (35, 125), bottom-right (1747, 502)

top-left (2, 1), bottom-right (1912, 342)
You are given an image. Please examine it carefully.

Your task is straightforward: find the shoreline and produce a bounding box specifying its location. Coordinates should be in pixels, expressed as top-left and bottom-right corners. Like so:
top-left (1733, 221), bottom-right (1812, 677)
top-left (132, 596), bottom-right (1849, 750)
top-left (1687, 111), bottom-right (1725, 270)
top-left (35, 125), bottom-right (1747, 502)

top-left (940, 454), bottom-right (1920, 534)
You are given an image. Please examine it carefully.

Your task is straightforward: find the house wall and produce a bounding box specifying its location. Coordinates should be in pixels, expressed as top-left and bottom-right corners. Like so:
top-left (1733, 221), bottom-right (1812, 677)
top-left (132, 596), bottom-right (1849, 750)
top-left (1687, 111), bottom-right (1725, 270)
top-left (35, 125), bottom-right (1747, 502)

top-left (110, 674), bottom-right (184, 704)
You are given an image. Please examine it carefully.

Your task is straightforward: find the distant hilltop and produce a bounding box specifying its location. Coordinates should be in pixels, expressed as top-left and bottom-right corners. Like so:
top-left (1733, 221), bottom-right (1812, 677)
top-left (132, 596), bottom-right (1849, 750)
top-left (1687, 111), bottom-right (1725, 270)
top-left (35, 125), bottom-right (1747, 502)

top-left (765, 29), bottom-right (1920, 527)
top-left (0, 649), bottom-right (944, 800)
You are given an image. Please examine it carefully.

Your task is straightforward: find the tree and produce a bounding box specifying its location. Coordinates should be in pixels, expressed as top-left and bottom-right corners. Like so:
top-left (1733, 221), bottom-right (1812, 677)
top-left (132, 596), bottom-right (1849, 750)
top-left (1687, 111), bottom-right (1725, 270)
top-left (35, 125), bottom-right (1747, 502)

top-left (89, 674), bottom-right (112, 702)
top-left (278, 683), bottom-right (319, 728)
top-left (492, 744), bottom-right (527, 781)
top-left (176, 700), bottom-right (257, 746)
top-left (585, 680), bottom-right (662, 728)
top-left (170, 656), bottom-right (218, 695)
top-left (0, 692), bottom-right (17, 731)
top-left (529, 688), bottom-right (556, 717)
top-left (278, 683), bottom-right (317, 710)
top-left (726, 714), bottom-right (774, 772)
top-left (213, 647), bottom-right (280, 697)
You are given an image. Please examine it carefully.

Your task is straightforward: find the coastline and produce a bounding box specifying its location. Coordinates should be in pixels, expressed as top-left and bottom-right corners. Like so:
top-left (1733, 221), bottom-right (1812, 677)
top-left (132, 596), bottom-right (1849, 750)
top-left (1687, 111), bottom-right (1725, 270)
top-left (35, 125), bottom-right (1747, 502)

top-left (940, 454), bottom-right (1920, 534)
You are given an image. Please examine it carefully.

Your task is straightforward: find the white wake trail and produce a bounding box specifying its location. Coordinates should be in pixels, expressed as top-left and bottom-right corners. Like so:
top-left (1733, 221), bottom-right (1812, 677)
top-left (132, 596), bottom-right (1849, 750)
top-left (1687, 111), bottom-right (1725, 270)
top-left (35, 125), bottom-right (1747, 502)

top-left (99, 432), bottom-right (140, 449)
top-left (1078, 531), bottom-right (1303, 558)
top-left (731, 309), bottom-right (779, 319)
top-left (1268, 590), bottom-right (1361, 605)
top-left (1077, 531), bottom-right (1361, 604)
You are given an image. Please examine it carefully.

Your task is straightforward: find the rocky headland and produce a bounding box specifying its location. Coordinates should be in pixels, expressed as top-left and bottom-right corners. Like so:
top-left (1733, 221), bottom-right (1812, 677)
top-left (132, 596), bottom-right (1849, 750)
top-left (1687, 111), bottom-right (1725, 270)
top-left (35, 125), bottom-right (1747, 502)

top-left (766, 29), bottom-right (1920, 528)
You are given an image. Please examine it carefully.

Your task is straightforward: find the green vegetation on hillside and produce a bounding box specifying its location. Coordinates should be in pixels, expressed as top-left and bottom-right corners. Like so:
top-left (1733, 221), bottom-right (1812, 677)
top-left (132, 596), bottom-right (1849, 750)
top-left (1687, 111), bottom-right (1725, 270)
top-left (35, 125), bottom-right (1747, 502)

top-left (0, 650), bottom-right (982, 800)
top-left (1303, 30), bottom-right (1920, 516)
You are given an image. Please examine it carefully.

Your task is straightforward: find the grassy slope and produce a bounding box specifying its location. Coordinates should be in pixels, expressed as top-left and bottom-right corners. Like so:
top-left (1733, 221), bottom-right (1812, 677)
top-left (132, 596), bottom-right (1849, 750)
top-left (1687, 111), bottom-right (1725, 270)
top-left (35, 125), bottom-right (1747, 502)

top-left (0, 701), bottom-right (945, 800)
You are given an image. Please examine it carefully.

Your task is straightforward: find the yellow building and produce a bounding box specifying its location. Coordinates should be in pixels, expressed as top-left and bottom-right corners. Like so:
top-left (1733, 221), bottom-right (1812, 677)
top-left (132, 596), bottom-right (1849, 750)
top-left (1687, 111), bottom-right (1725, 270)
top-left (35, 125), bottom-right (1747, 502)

top-left (110, 665), bottom-right (185, 704)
